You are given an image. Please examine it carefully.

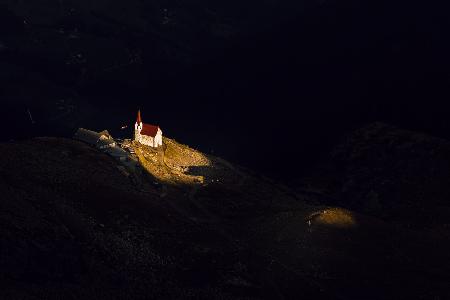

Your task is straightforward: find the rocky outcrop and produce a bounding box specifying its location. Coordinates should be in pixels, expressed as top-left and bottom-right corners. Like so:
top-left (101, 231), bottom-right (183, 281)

top-left (304, 122), bottom-right (450, 228)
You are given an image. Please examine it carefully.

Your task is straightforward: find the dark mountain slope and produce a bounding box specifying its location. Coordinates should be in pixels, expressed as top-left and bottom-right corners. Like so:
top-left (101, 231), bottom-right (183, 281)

top-left (0, 135), bottom-right (449, 299)
top-left (247, 206), bottom-right (450, 300)
top-left (0, 137), bottom-right (327, 299)
top-left (0, 138), bottom-right (198, 299)
top-left (300, 122), bottom-right (450, 228)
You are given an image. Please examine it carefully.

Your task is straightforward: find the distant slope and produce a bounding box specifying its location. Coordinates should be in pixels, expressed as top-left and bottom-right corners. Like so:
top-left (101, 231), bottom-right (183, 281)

top-left (300, 122), bottom-right (450, 228)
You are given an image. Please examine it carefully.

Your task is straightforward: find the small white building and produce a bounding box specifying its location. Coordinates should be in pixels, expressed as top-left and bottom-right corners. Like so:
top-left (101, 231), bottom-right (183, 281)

top-left (134, 110), bottom-right (163, 147)
top-left (74, 128), bottom-right (116, 149)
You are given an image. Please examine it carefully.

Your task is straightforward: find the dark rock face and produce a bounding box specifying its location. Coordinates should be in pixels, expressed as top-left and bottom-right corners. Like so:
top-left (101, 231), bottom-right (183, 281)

top-left (0, 5), bottom-right (25, 37)
top-left (0, 0), bottom-right (311, 162)
top-left (303, 122), bottom-right (450, 228)
top-left (2, 0), bottom-right (450, 181)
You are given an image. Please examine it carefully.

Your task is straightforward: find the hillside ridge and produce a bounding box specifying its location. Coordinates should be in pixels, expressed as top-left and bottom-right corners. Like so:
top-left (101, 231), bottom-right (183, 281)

top-left (0, 132), bottom-right (449, 299)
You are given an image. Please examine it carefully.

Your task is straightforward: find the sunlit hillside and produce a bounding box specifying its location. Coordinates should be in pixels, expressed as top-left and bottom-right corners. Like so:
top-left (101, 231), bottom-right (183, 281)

top-left (133, 137), bottom-right (211, 185)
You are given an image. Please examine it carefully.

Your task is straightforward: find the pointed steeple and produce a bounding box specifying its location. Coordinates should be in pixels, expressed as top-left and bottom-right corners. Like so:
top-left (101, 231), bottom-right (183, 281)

top-left (137, 109), bottom-right (142, 124)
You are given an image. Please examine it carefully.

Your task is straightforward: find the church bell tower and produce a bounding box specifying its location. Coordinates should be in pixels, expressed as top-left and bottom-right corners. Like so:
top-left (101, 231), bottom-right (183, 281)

top-left (134, 110), bottom-right (143, 141)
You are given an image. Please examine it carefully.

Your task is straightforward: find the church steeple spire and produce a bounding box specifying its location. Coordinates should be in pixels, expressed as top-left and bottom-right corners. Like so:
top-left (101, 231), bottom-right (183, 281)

top-left (137, 109), bottom-right (142, 124)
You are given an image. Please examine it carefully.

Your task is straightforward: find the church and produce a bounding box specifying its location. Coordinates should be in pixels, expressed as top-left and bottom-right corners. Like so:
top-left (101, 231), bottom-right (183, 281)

top-left (134, 110), bottom-right (163, 147)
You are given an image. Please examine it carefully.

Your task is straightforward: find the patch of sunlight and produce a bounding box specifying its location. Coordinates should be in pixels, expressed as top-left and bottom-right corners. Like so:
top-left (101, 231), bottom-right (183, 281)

top-left (310, 208), bottom-right (356, 228)
top-left (163, 138), bottom-right (211, 168)
top-left (133, 138), bottom-right (211, 186)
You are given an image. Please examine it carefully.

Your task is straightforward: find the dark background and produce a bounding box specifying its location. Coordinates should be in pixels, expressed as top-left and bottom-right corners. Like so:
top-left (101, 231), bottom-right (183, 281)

top-left (1, 0), bottom-right (450, 179)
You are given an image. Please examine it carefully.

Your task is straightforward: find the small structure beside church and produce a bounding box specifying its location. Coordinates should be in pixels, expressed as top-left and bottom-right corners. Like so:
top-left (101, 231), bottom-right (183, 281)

top-left (134, 110), bottom-right (163, 147)
top-left (73, 127), bottom-right (139, 172)
top-left (74, 128), bottom-right (116, 149)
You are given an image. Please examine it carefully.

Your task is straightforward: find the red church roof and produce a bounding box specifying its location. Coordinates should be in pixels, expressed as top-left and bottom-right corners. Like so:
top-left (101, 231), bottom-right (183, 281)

top-left (136, 110), bottom-right (160, 137)
top-left (141, 123), bottom-right (160, 137)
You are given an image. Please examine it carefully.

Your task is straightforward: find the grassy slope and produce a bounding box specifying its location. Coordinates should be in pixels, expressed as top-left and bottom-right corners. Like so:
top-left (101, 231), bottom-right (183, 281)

top-left (0, 136), bottom-right (449, 299)
top-left (247, 207), bottom-right (450, 300)
top-left (0, 138), bottom-right (255, 299)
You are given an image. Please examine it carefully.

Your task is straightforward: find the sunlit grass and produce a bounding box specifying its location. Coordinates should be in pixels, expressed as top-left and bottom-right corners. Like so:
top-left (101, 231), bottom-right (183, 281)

top-left (133, 138), bottom-right (211, 185)
top-left (310, 208), bottom-right (356, 228)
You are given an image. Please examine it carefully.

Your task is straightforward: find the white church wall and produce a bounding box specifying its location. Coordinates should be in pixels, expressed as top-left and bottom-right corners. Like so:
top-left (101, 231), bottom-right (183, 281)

top-left (134, 122), bottom-right (143, 141)
top-left (134, 121), bottom-right (163, 148)
top-left (138, 134), bottom-right (156, 147)
top-left (154, 130), bottom-right (163, 146)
